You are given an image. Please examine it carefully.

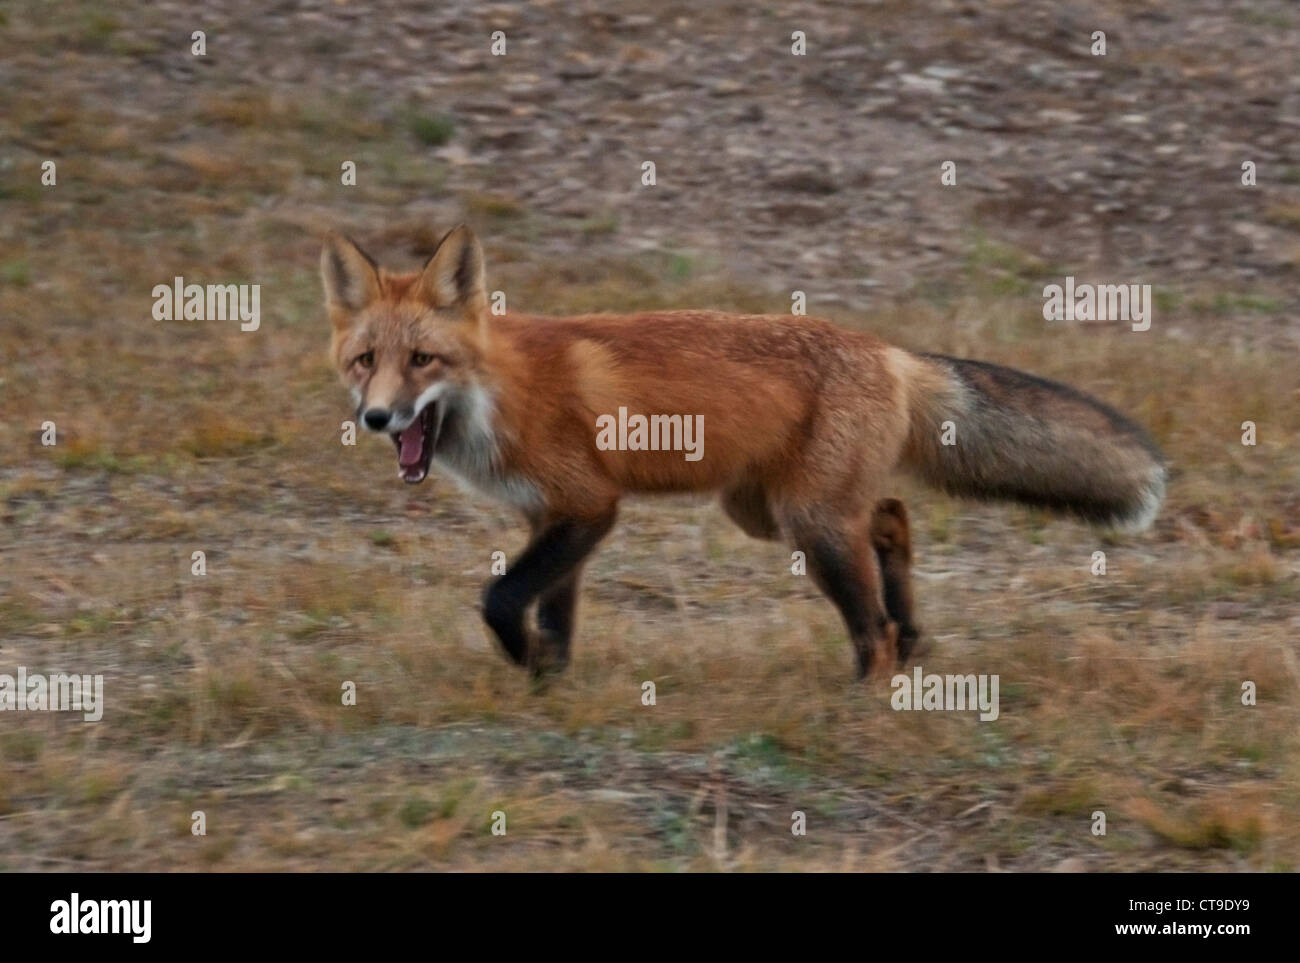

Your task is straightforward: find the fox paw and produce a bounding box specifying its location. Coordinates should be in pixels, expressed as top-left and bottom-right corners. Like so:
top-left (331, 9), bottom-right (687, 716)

top-left (896, 626), bottom-right (926, 666)
top-left (527, 629), bottom-right (570, 679)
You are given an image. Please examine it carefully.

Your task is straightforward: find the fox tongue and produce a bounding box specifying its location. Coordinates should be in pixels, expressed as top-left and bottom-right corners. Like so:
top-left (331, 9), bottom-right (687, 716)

top-left (398, 420), bottom-right (424, 467)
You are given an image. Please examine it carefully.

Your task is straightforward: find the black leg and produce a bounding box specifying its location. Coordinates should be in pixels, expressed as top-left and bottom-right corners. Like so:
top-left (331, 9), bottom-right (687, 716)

top-left (802, 532), bottom-right (896, 679)
top-left (870, 498), bottom-right (920, 663)
top-left (481, 510), bottom-right (615, 673)
top-left (535, 571), bottom-right (581, 667)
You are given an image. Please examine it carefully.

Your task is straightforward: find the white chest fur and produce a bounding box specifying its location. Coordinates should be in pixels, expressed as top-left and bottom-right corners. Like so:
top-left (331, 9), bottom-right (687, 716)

top-left (432, 384), bottom-right (543, 511)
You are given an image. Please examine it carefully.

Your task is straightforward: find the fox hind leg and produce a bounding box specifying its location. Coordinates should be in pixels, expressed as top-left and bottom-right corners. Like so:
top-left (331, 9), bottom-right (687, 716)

top-left (785, 511), bottom-right (897, 680)
top-left (869, 497), bottom-right (921, 663)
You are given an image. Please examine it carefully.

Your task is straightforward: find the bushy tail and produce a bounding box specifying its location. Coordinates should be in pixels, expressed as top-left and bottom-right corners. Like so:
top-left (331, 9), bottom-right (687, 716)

top-left (894, 350), bottom-right (1166, 530)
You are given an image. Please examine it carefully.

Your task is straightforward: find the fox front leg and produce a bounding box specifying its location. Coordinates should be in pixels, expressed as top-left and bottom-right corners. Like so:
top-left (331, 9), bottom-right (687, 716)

top-left (534, 571), bottom-right (582, 671)
top-left (480, 510), bottom-right (616, 676)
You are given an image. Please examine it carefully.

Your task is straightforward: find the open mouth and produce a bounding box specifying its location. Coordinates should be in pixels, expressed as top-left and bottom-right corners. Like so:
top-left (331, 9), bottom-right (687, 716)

top-left (390, 402), bottom-right (444, 484)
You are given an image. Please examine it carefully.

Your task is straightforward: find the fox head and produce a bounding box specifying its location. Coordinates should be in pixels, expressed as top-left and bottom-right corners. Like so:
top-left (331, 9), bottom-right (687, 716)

top-left (321, 224), bottom-right (489, 483)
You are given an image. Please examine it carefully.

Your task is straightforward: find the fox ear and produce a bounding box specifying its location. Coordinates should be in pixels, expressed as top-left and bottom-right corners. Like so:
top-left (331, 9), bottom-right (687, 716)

top-left (320, 231), bottom-right (381, 317)
top-left (418, 224), bottom-right (486, 320)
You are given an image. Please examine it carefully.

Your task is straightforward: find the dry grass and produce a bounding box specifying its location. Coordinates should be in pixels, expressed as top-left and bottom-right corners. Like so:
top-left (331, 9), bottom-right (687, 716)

top-left (1, 0), bottom-right (1298, 872)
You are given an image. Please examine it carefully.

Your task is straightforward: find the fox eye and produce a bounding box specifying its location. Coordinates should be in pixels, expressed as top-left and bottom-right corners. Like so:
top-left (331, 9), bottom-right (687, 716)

top-left (411, 351), bottom-right (437, 367)
top-left (355, 351), bottom-right (374, 369)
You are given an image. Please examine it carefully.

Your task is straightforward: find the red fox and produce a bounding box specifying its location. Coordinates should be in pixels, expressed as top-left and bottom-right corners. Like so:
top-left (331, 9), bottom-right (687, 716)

top-left (321, 225), bottom-right (1166, 679)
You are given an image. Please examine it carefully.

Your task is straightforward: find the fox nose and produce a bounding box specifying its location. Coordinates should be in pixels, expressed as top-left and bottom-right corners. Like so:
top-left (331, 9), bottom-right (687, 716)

top-left (362, 408), bottom-right (391, 431)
